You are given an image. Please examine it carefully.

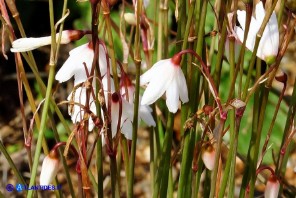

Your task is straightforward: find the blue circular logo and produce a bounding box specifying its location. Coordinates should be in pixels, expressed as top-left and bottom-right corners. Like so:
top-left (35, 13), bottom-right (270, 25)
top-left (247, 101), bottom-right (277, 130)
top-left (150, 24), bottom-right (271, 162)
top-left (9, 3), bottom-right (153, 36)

top-left (6, 184), bottom-right (14, 192)
top-left (15, 183), bottom-right (23, 192)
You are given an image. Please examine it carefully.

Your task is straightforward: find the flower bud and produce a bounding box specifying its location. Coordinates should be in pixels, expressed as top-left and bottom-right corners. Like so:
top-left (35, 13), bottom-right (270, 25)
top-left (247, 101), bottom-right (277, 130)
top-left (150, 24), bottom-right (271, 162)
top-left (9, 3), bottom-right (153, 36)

top-left (11, 30), bottom-right (88, 52)
top-left (264, 175), bottom-right (280, 198)
top-left (124, 13), bottom-right (137, 26)
top-left (201, 143), bottom-right (216, 170)
top-left (40, 150), bottom-right (60, 185)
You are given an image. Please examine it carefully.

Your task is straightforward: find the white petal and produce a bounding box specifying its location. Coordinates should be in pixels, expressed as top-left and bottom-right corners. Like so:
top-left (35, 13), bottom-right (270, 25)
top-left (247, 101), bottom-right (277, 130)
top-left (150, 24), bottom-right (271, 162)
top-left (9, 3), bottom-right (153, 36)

top-left (259, 12), bottom-right (279, 59)
top-left (55, 57), bottom-right (77, 82)
top-left (111, 102), bottom-right (120, 138)
top-left (141, 61), bottom-right (174, 105)
top-left (255, 1), bottom-right (265, 23)
top-left (121, 120), bottom-right (133, 140)
top-left (121, 100), bottom-right (134, 139)
top-left (165, 75), bottom-right (179, 113)
top-left (237, 10), bottom-right (247, 31)
top-left (139, 105), bottom-right (156, 126)
top-left (265, 179), bottom-right (280, 198)
top-left (40, 156), bottom-right (59, 185)
top-left (176, 68), bottom-right (189, 103)
top-left (11, 37), bottom-right (52, 52)
top-left (140, 59), bottom-right (171, 86)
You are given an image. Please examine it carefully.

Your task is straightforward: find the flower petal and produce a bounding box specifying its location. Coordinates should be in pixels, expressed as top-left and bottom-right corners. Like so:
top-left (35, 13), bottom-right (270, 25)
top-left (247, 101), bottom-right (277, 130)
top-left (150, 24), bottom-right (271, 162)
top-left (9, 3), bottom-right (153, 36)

top-left (141, 61), bottom-right (174, 105)
top-left (139, 105), bottom-right (156, 126)
top-left (11, 37), bottom-right (52, 52)
top-left (176, 68), bottom-right (189, 103)
top-left (140, 59), bottom-right (170, 86)
top-left (111, 102), bottom-right (120, 138)
top-left (255, 1), bottom-right (265, 23)
top-left (166, 75), bottom-right (180, 113)
top-left (237, 10), bottom-right (247, 31)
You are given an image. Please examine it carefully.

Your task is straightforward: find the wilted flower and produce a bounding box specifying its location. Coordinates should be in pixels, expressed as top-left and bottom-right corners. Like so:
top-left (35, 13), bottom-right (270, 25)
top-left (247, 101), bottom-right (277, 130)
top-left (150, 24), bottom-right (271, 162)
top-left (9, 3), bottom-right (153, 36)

top-left (201, 143), bottom-right (216, 171)
top-left (140, 54), bottom-right (189, 113)
top-left (265, 175), bottom-right (280, 198)
top-left (40, 150), bottom-right (59, 185)
top-left (235, 1), bottom-right (279, 63)
top-left (11, 30), bottom-right (87, 52)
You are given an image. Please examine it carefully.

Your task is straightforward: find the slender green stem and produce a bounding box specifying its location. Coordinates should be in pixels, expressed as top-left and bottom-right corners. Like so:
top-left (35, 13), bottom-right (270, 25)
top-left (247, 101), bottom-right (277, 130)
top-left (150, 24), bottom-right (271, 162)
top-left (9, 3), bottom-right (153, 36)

top-left (177, 127), bottom-right (196, 198)
top-left (153, 112), bottom-right (174, 198)
top-left (127, 0), bottom-right (142, 197)
top-left (27, 0), bottom-right (57, 196)
top-left (239, 59), bottom-right (261, 198)
top-left (218, 111), bottom-right (235, 198)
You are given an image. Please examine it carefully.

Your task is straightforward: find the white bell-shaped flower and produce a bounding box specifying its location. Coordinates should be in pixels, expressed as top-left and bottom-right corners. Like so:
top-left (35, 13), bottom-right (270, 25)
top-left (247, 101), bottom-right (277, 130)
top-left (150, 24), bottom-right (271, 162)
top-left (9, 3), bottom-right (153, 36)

top-left (40, 150), bottom-right (59, 185)
top-left (264, 175), bottom-right (280, 198)
top-left (120, 77), bottom-right (156, 127)
top-left (235, 1), bottom-right (279, 63)
top-left (55, 42), bottom-right (110, 86)
top-left (140, 56), bottom-right (189, 113)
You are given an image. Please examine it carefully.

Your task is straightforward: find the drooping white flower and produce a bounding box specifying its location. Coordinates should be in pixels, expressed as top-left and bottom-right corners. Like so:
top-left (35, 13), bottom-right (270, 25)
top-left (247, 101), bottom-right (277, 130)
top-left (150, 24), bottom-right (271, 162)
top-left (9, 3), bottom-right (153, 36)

top-left (110, 92), bottom-right (134, 140)
top-left (55, 42), bottom-right (110, 86)
top-left (11, 30), bottom-right (87, 53)
top-left (265, 175), bottom-right (280, 198)
top-left (201, 143), bottom-right (216, 171)
top-left (120, 77), bottom-right (156, 127)
top-left (235, 1), bottom-right (279, 63)
top-left (140, 55), bottom-right (189, 113)
top-left (40, 150), bottom-right (59, 185)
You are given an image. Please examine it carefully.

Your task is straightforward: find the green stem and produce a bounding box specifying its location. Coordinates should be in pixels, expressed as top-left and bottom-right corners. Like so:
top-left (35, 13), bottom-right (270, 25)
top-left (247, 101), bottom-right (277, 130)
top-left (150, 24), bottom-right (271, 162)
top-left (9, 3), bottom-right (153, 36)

top-left (27, 0), bottom-right (57, 196)
top-left (177, 127), bottom-right (196, 198)
top-left (153, 112), bottom-right (174, 198)
top-left (239, 59), bottom-right (261, 198)
top-left (127, 0), bottom-right (142, 197)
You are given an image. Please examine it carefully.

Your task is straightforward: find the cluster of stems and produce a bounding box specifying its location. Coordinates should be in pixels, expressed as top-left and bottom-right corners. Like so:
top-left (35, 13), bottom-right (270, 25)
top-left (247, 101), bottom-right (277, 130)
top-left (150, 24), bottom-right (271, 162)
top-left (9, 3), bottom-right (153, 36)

top-left (0, 0), bottom-right (296, 197)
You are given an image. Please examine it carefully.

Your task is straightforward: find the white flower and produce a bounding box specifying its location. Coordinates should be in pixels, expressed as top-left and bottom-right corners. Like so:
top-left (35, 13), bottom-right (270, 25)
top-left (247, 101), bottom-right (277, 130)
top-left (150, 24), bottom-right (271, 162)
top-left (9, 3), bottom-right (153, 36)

top-left (11, 30), bottom-right (86, 53)
top-left (40, 150), bottom-right (59, 185)
top-left (235, 1), bottom-right (279, 63)
top-left (67, 76), bottom-right (114, 131)
top-left (201, 144), bottom-right (216, 171)
top-left (67, 86), bottom-right (97, 130)
top-left (265, 175), bottom-right (280, 198)
top-left (55, 42), bottom-right (110, 86)
top-left (140, 58), bottom-right (189, 113)
top-left (120, 80), bottom-right (156, 127)
top-left (110, 92), bottom-right (134, 140)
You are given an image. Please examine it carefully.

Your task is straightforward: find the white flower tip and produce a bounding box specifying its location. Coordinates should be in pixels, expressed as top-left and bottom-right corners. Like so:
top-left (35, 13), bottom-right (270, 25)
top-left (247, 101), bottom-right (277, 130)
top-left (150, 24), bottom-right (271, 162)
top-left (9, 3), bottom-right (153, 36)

top-left (265, 175), bottom-right (280, 198)
top-left (40, 151), bottom-right (59, 185)
top-left (10, 37), bottom-right (51, 53)
top-left (201, 144), bottom-right (216, 171)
